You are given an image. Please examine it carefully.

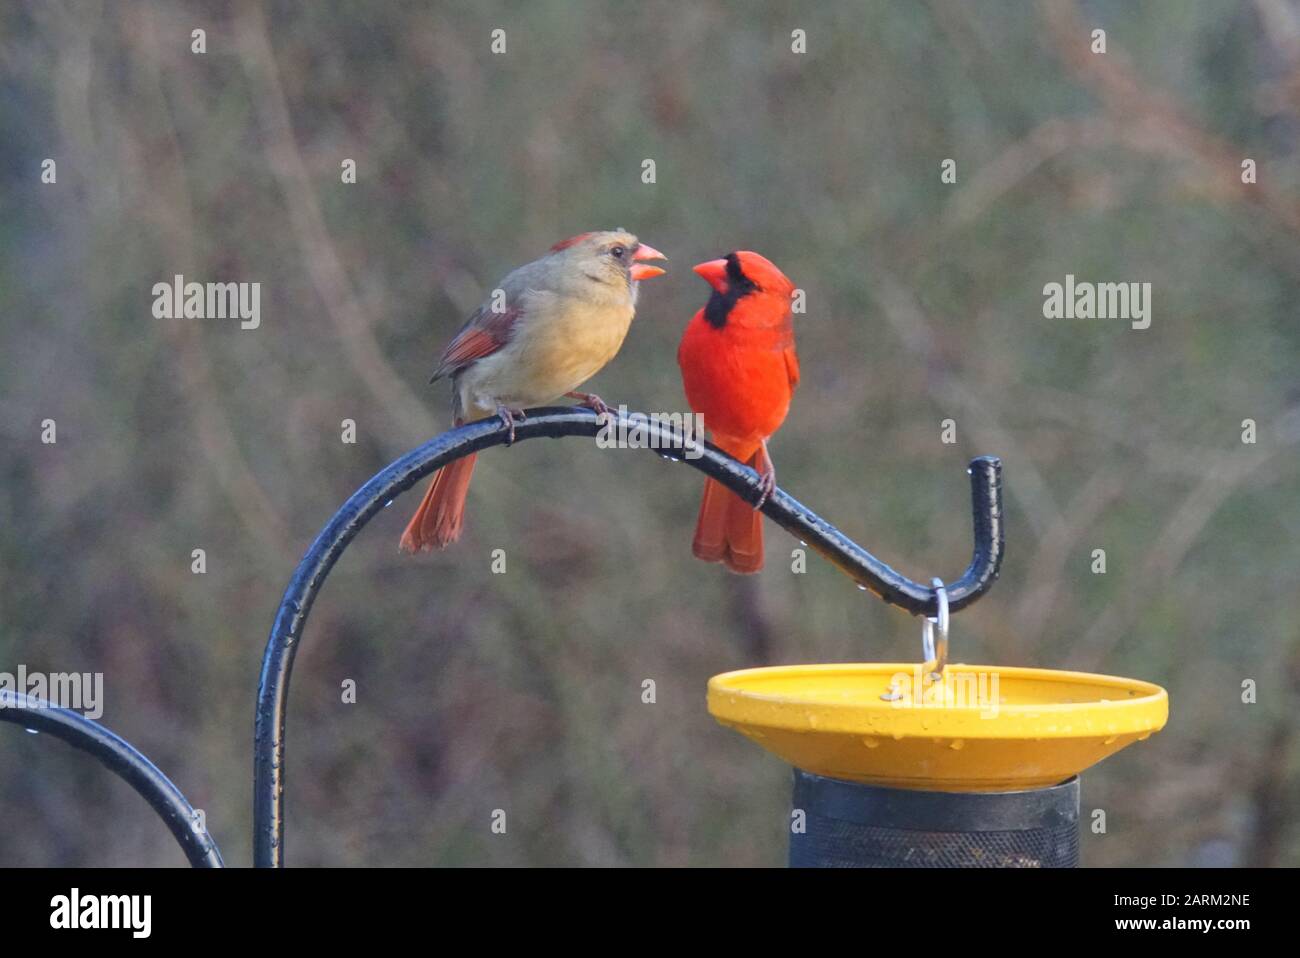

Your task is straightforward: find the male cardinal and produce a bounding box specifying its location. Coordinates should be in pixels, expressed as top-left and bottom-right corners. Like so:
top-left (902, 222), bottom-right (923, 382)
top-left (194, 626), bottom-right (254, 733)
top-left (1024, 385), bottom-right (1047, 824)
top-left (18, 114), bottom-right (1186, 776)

top-left (400, 230), bottom-right (666, 552)
top-left (677, 251), bottom-right (798, 574)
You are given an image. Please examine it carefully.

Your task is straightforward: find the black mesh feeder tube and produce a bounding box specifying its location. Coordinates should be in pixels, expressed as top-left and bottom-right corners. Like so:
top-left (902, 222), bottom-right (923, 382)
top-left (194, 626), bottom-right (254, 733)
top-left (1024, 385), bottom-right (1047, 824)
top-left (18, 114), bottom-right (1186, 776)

top-left (789, 771), bottom-right (1080, 868)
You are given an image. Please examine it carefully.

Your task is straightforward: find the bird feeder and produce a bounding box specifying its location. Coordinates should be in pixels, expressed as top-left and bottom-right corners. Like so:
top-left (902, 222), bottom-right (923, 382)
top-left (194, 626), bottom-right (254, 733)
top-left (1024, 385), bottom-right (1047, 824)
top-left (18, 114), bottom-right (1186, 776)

top-left (0, 410), bottom-right (1171, 869)
top-left (251, 410), bottom-right (1168, 867)
top-left (707, 461), bottom-right (1169, 868)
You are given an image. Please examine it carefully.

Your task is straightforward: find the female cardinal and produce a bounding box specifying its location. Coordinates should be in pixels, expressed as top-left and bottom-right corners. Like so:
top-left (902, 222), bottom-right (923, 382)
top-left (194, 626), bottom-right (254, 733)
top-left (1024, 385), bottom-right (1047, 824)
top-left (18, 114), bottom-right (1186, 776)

top-left (400, 230), bottom-right (666, 552)
top-left (677, 251), bottom-right (798, 574)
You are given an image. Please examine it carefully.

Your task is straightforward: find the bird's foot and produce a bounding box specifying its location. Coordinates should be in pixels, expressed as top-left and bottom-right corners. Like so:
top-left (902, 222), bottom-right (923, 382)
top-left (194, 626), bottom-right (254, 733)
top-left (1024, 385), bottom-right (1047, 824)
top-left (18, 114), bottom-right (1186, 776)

top-left (753, 440), bottom-right (776, 510)
top-left (496, 404), bottom-right (527, 445)
top-left (754, 468), bottom-right (777, 510)
top-left (566, 391), bottom-right (612, 420)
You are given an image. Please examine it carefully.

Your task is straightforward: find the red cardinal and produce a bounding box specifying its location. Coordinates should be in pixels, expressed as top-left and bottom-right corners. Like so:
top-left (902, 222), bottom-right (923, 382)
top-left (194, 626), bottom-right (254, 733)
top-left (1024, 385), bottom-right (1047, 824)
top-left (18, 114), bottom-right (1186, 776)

top-left (677, 251), bottom-right (798, 573)
top-left (400, 230), bottom-right (666, 552)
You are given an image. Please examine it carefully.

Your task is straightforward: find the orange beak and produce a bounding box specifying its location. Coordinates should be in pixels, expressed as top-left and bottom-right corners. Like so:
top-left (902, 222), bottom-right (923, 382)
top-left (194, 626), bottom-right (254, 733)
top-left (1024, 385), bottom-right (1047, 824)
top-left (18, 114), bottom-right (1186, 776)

top-left (630, 243), bottom-right (667, 281)
top-left (692, 257), bottom-right (729, 293)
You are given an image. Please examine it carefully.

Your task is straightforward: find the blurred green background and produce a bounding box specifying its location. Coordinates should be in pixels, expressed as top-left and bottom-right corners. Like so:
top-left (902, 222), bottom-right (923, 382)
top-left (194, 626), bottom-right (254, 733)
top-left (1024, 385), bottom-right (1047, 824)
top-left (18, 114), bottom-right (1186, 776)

top-left (2, 0), bottom-right (1298, 866)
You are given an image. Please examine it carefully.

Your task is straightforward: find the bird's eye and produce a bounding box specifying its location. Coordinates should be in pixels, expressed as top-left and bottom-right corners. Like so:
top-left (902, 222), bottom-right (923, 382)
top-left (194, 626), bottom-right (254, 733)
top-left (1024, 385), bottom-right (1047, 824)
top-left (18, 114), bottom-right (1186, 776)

top-left (610, 246), bottom-right (626, 259)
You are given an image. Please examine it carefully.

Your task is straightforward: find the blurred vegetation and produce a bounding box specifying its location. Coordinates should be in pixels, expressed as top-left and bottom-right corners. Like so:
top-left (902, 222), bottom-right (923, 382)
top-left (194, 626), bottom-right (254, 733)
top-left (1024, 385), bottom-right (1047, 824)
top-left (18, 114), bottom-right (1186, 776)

top-left (1, 0), bottom-right (1298, 866)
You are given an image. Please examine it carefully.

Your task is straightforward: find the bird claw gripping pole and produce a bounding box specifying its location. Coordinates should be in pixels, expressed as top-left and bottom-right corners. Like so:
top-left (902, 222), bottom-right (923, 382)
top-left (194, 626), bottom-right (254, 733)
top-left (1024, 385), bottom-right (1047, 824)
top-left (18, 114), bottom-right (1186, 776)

top-left (254, 406), bottom-right (1004, 866)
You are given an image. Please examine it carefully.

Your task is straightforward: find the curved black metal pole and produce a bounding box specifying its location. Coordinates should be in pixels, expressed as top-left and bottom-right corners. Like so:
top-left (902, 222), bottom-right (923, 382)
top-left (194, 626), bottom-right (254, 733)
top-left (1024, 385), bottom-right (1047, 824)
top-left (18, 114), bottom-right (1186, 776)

top-left (255, 406), bottom-right (1003, 866)
top-left (0, 690), bottom-right (223, 867)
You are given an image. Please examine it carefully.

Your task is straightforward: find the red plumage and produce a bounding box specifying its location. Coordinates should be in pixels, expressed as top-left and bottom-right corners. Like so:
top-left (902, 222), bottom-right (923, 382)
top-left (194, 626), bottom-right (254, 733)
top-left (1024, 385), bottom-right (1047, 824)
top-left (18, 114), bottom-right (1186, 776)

top-left (549, 232), bottom-right (594, 252)
top-left (429, 305), bottom-right (522, 383)
top-left (399, 453), bottom-right (478, 552)
top-left (677, 251), bottom-right (799, 574)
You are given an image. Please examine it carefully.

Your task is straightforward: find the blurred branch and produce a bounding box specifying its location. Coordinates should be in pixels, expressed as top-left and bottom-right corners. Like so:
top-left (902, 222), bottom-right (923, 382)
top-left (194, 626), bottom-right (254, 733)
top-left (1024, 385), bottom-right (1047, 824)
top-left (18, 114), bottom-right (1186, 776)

top-left (728, 576), bottom-right (775, 664)
top-left (1246, 719), bottom-right (1294, 866)
top-left (1254, 0), bottom-right (1300, 117)
top-left (234, 0), bottom-right (435, 450)
top-left (1039, 0), bottom-right (1300, 247)
top-left (126, 5), bottom-right (293, 561)
top-left (1068, 406), bottom-right (1300, 669)
top-left (941, 116), bottom-right (1117, 234)
top-left (1011, 467), bottom-right (1128, 658)
top-left (867, 265), bottom-right (1061, 538)
top-left (1020, 385), bottom-right (1261, 479)
top-left (1244, 632), bottom-right (1300, 866)
top-left (1254, 0), bottom-right (1300, 64)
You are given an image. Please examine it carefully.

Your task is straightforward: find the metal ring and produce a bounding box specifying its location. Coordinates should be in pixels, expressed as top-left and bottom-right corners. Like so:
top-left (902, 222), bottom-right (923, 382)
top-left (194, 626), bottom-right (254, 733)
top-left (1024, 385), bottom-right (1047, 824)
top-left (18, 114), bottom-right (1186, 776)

top-left (921, 578), bottom-right (949, 678)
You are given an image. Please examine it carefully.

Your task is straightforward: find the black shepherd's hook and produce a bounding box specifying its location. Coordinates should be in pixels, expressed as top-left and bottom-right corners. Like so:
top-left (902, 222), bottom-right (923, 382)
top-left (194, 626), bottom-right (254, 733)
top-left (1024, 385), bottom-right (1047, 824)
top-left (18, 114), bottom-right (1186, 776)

top-left (255, 406), bottom-right (1004, 866)
top-left (0, 690), bottom-right (223, 867)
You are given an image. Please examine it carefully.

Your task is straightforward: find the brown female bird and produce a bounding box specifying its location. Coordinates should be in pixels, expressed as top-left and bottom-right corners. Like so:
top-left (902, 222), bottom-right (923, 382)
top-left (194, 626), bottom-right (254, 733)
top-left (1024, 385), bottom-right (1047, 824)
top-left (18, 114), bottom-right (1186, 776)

top-left (400, 230), bottom-right (666, 552)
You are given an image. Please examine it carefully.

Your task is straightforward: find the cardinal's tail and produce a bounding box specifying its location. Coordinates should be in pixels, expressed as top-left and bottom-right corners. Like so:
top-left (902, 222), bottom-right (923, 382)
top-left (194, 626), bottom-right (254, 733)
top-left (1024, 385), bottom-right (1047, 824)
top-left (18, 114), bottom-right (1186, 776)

top-left (399, 453), bottom-right (478, 552)
top-left (692, 456), bottom-right (764, 574)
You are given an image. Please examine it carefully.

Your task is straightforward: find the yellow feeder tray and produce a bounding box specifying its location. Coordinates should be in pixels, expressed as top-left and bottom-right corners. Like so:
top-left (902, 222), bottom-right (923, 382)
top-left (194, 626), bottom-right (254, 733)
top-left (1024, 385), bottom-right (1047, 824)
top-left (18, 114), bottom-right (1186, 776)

top-left (708, 663), bottom-right (1168, 793)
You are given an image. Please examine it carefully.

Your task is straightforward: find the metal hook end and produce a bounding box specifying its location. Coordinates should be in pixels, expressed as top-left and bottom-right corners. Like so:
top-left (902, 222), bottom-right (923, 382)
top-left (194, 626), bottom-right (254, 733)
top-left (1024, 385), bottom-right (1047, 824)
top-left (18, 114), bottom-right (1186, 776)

top-left (921, 577), bottom-right (949, 680)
